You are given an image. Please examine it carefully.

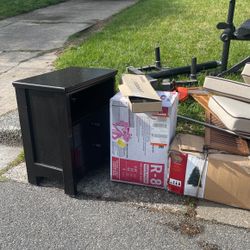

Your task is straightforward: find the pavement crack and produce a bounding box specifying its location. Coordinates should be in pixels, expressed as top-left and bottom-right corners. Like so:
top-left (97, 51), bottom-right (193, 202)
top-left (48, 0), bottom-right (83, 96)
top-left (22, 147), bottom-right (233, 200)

top-left (0, 21), bottom-right (15, 29)
top-left (0, 49), bottom-right (57, 76)
top-left (29, 21), bottom-right (95, 25)
top-left (1, 49), bottom-right (54, 53)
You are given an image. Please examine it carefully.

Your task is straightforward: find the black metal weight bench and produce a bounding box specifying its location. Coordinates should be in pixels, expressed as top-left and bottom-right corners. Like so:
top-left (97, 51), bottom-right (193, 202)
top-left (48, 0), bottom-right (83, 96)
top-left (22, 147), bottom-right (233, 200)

top-left (217, 0), bottom-right (250, 76)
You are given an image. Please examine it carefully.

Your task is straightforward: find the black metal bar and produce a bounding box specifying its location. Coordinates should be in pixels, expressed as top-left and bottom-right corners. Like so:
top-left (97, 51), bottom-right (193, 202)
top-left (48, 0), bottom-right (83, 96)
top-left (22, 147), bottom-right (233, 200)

top-left (221, 40), bottom-right (231, 72)
top-left (218, 56), bottom-right (250, 77)
top-left (227, 0), bottom-right (236, 24)
top-left (127, 66), bottom-right (144, 75)
top-left (147, 61), bottom-right (220, 79)
top-left (220, 0), bottom-right (236, 72)
top-left (155, 46), bottom-right (161, 68)
top-left (190, 57), bottom-right (197, 80)
top-left (177, 114), bottom-right (250, 140)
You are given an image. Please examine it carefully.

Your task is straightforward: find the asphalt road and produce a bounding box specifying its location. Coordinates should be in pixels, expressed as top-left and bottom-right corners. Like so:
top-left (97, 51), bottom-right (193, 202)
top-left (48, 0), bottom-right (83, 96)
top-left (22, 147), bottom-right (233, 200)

top-left (0, 181), bottom-right (249, 250)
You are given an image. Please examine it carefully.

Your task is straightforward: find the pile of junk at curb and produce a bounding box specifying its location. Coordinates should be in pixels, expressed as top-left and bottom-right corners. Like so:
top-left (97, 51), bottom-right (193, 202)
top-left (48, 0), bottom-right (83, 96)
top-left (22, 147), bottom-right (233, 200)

top-left (110, 62), bottom-right (250, 211)
top-left (13, 61), bottom-right (250, 211)
top-left (13, 0), bottom-right (250, 210)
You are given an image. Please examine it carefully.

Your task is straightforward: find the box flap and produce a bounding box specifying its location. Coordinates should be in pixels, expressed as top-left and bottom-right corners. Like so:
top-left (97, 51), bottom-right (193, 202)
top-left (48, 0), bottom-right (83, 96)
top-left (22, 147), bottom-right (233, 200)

top-left (119, 74), bottom-right (161, 101)
top-left (170, 134), bottom-right (205, 153)
top-left (119, 74), bottom-right (162, 112)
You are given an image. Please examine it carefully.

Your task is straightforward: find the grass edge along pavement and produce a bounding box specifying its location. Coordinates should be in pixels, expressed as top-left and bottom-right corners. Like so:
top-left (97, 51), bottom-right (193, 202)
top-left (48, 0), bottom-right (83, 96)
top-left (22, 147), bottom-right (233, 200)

top-left (56, 0), bottom-right (249, 134)
top-left (0, 0), bottom-right (67, 20)
top-left (0, 150), bottom-right (24, 182)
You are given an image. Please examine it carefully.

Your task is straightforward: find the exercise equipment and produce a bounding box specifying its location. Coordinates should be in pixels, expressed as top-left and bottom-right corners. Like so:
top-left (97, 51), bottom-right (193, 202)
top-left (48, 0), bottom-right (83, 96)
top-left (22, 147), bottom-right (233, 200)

top-left (217, 0), bottom-right (250, 76)
top-left (128, 0), bottom-right (249, 80)
top-left (128, 47), bottom-right (220, 81)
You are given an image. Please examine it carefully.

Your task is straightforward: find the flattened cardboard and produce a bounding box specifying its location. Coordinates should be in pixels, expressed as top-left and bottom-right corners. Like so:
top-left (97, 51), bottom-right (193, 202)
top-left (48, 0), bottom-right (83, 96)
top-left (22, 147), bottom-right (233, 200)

top-left (206, 154), bottom-right (250, 210)
top-left (241, 63), bottom-right (250, 84)
top-left (168, 134), bottom-right (250, 210)
top-left (178, 134), bottom-right (204, 153)
top-left (170, 134), bottom-right (205, 157)
top-left (119, 74), bottom-right (162, 112)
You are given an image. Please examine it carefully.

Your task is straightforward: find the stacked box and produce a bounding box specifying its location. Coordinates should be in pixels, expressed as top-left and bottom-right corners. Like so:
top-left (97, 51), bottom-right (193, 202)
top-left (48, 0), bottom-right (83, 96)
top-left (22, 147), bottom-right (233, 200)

top-left (110, 91), bottom-right (178, 189)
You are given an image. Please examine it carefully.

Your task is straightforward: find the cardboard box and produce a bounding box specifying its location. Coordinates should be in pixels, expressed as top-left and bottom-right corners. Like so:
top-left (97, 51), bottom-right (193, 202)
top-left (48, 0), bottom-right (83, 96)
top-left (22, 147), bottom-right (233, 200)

top-left (241, 63), bottom-right (250, 84)
top-left (168, 134), bottom-right (250, 210)
top-left (110, 91), bottom-right (178, 189)
top-left (205, 154), bottom-right (250, 210)
top-left (119, 74), bottom-right (162, 113)
top-left (203, 76), bottom-right (250, 103)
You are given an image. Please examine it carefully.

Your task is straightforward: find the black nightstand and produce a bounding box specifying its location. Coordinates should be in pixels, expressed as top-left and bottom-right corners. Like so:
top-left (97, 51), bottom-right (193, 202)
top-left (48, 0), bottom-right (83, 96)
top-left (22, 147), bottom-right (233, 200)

top-left (13, 67), bottom-right (117, 195)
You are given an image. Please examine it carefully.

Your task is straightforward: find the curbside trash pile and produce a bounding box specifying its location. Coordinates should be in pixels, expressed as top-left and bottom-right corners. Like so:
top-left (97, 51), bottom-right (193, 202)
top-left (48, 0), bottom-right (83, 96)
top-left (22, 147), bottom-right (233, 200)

top-left (13, 64), bottom-right (250, 210)
top-left (111, 63), bottom-right (250, 210)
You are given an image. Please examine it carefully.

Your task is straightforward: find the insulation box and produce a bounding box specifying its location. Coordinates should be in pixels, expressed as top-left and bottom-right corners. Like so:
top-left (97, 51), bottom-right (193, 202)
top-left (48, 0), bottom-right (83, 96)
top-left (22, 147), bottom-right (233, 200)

top-left (110, 91), bottom-right (178, 189)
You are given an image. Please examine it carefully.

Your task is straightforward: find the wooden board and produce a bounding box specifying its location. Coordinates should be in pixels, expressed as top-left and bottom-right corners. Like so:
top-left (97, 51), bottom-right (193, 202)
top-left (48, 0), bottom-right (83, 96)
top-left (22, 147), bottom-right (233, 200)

top-left (205, 111), bottom-right (250, 156)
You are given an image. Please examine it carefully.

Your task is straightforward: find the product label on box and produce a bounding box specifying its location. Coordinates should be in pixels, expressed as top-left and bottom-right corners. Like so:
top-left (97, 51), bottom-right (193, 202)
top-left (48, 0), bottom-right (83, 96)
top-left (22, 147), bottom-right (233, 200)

top-left (150, 116), bottom-right (169, 145)
top-left (167, 151), bottom-right (208, 198)
top-left (111, 157), bottom-right (165, 188)
top-left (183, 155), bottom-right (208, 198)
top-left (167, 151), bottom-right (188, 194)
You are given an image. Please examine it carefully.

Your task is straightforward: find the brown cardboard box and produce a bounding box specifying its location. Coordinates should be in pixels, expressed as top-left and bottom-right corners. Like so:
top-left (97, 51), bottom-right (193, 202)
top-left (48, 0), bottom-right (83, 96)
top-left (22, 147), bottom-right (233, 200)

top-left (241, 63), bottom-right (250, 84)
top-left (119, 74), bottom-right (162, 113)
top-left (206, 154), bottom-right (250, 210)
top-left (168, 134), bottom-right (250, 210)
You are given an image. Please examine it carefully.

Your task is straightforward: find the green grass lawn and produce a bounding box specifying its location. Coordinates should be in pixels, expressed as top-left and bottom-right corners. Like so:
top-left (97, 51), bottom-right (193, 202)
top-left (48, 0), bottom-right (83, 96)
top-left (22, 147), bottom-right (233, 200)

top-left (0, 0), bottom-right (66, 20)
top-left (56, 0), bottom-right (249, 135)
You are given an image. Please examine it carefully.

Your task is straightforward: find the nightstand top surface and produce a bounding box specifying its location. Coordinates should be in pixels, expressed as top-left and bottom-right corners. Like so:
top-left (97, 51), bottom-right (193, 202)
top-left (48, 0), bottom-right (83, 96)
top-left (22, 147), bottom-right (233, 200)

top-left (13, 67), bottom-right (117, 93)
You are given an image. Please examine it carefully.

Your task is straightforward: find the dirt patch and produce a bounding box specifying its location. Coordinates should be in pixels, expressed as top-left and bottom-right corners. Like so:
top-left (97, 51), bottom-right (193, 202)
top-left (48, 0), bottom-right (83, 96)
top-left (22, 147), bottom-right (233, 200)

top-left (160, 219), bottom-right (204, 237)
top-left (197, 240), bottom-right (221, 250)
top-left (180, 221), bottom-right (204, 237)
top-left (185, 205), bottom-right (197, 218)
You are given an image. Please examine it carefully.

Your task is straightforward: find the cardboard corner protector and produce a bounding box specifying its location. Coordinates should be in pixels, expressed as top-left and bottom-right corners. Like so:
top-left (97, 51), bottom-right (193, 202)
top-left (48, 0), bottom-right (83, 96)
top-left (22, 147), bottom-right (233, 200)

top-left (241, 63), bottom-right (250, 84)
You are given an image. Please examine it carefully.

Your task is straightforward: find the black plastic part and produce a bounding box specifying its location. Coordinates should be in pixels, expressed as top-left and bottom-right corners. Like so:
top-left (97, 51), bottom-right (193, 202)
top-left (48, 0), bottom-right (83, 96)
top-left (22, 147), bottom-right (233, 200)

top-left (13, 67), bottom-right (117, 195)
top-left (235, 19), bottom-right (250, 39)
top-left (147, 61), bottom-right (220, 79)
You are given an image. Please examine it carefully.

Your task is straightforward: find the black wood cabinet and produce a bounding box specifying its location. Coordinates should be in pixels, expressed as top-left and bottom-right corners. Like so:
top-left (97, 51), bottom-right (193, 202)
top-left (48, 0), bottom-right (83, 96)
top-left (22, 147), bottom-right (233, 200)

top-left (13, 67), bottom-right (117, 195)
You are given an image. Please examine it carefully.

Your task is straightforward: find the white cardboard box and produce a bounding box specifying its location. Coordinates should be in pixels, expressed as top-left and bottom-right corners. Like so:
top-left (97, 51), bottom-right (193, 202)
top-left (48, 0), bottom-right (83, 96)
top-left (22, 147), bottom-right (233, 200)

top-left (110, 91), bottom-right (178, 189)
